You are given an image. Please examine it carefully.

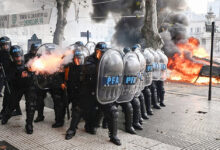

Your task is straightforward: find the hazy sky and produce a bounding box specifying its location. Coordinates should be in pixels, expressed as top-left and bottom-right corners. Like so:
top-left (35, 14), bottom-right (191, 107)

top-left (186, 0), bottom-right (215, 14)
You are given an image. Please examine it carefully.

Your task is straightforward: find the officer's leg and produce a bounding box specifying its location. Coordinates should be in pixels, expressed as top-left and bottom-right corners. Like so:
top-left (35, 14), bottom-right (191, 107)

top-left (102, 104), bottom-right (121, 146)
top-left (143, 86), bottom-right (153, 115)
top-left (150, 81), bottom-right (161, 109)
top-left (50, 89), bottom-right (65, 128)
top-left (84, 106), bottom-right (97, 134)
top-left (24, 87), bottom-right (36, 134)
top-left (121, 102), bottom-right (136, 134)
top-left (95, 106), bottom-right (104, 128)
top-left (0, 88), bottom-right (9, 119)
top-left (66, 106), bottom-right (83, 140)
top-left (139, 92), bottom-right (149, 119)
top-left (157, 81), bottom-right (166, 107)
top-left (0, 76), bottom-right (4, 97)
top-left (131, 97), bottom-right (143, 130)
top-left (0, 88), bottom-right (11, 115)
top-left (34, 89), bottom-right (46, 122)
top-left (11, 91), bottom-right (23, 116)
top-left (2, 89), bottom-right (23, 124)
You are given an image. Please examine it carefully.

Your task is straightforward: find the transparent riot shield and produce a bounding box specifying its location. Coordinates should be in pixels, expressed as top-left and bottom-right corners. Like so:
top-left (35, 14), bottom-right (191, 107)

top-left (34, 43), bottom-right (64, 90)
top-left (68, 44), bottom-right (90, 58)
top-left (134, 49), bottom-right (146, 92)
top-left (143, 48), bottom-right (154, 86)
top-left (148, 48), bottom-right (161, 81)
top-left (85, 41), bottom-right (96, 55)
top-left (117, 51), bottom-right (141, 103)
top-left (157, 49), bottom-right (168, 81)
top-left (96, 49), bottom-right (124, 104)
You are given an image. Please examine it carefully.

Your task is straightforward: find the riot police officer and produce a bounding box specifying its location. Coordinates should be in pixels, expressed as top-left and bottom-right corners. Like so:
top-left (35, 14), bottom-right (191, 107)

top-left (82, 42), bottom-right (122, 145)
top-left (155, 49), bottom-right (168, 107)
top-left (1, 45), bottom-right (37, 134)
top-left (65, 48), bottom-right (89, 140)
top-left (24, 43), bottom-right (46, 123)
top-left (148, 49), bottom-right (161, 109)
top-left (24, 43), bottom-right (40, 63)
top-left (0, 36), bottom-right (22, 119)
top-left (34, 44), bottom-right (66, 128)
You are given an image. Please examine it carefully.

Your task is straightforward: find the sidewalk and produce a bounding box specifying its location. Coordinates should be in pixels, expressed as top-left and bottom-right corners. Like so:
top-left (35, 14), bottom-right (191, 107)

top-left (0, 100), bottom-right (180, 150)
top-left (1, 82), bottom-right (220, 150)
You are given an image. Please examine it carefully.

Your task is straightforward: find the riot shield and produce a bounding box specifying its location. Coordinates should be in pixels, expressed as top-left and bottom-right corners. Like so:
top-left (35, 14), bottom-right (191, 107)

top-left (157, 49), bottom-right (168, 81)
top-left (68, 44), bottom-right (90, 57)
top-left (149, 48), bottom-right (161, 81)
top-left (37, 43), bottom-right (60, 55)
top-left (85, 41), bottom-right (96, 55)
top-left (134, 49), bottom-right (146, 92)
top-left (143, 48), bottom-right (154, 86)
top-left (34, 43), bottom-right (64, 90)
top-left (117, 51), bottom-right (141, 103)
top-left (96, 49), bottom-right (124, 104)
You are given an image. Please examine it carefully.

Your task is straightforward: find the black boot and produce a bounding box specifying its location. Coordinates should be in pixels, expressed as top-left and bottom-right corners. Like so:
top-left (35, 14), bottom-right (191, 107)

top-left (11, 105), bottom-right (22, 116)
top-left (25, 98), bottom-right (36, 134)
top-left (25, 124), bottom-right (33, 134)
top-left (107, 105), bottom-right (121, 146)
top-left (1, 107), bottom-right (11, 125)
top-left (52, 122), bottom-right (64, 128)
top-left (34, 116), bottom-right (45, 123)
top-left (143, 87), bottom-right (154, 115)
top-left (139, 93), bottom-right (149, 120)
top-left (11, 110), bottom-right (22, 116)
top-left (139, 117), bottom-right (143, 125)
top-left (84, 107), bottom-right (97, 135)
top-left (65, 129), bottom-right (76, 140)
top-left (157, 81), bottom-right (166, 107)
top-left (1, 115), bottom-right (9, 125)
top-left (66, 107), bottom-right (82, 139)
top-left (150, 82), bottom-right (161, 109)
top-left (52, 100), bottom-right (65, 128)
top-left (131, 97), bottom-right (143, 130)
top-left (122, 103), bottom-right (136, 134)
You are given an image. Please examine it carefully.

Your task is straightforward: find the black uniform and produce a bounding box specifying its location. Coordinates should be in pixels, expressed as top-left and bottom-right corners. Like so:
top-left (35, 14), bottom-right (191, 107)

top-left (155, 80), bottom-right (166, 107)
top-left (84, 54), bottom-right (121, 145)
top-left (150, 81), bottom-right (161, 109)
top-left (143, 86), bottom-right (154, 115)
top-left (1, 60), bottom-right (37, 134)
top-left (0, 49), bottom-right (22, 118)
top-left (24, 52), bottom-right (46, 122)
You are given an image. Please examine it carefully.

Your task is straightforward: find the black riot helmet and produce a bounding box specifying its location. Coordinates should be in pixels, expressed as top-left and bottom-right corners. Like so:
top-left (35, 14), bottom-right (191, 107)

top-left (75, 41), bottom-right (84, 47)
top-left (131, 44), bottom-right (141, 51)
top-left (0, 36), bottom-right (11, 51)
top-left (30, 43), bottom-right (40, 53)
top-left (10, 45), bottom-right (24, 64)
top-left (123, 47), bottom-right (131, 54)
top-left (95, 42), bottom-right (108, 60)
top-left (10, 45), bottom-right (23, 57)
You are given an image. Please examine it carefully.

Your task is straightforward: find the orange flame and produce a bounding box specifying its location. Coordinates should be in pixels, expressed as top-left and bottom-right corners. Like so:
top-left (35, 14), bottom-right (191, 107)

top-left (168, 37), bottom-right (220, 85)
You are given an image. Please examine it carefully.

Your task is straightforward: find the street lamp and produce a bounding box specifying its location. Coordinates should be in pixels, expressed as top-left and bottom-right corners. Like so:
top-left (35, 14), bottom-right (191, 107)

top-left (205, 8), bottom-right (216, 101)
top-left (205, 7), bottom-right (216, 32)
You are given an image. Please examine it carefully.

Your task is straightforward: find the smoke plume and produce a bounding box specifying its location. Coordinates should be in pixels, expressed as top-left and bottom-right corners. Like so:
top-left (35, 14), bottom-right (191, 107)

top-left (91, 0), bottom-right (145, 47)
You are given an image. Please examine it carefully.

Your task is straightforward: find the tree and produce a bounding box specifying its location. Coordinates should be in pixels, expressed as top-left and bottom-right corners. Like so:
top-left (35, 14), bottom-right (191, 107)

top-left (141, 0), bottom-right (164, 49)
top-left (53, 0), bottom-right (72, 46)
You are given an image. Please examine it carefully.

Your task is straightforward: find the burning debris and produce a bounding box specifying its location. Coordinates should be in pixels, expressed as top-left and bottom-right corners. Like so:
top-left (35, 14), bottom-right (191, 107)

top-left (167, 37), bottom-right (220, 85)
top-left (157, 0), bottom-right (220, 85)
